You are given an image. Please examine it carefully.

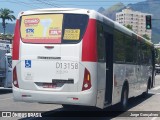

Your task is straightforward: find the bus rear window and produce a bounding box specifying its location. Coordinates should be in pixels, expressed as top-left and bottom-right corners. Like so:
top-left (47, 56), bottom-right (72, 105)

top-left (20, 14), bottom-right (89, 44)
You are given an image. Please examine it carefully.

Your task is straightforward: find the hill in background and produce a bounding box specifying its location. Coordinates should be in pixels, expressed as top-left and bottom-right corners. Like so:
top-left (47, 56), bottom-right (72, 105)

top-left (98, 0), bottom-right (160, 44)
top-left (98, 2), bottom-right (125, 20)
top-left (0, 23), bottom-right (15, 34)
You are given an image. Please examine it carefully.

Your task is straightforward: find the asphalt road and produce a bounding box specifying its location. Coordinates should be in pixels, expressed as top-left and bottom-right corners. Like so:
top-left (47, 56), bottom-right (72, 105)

top-left (0, 75), bottom-right (160, 120)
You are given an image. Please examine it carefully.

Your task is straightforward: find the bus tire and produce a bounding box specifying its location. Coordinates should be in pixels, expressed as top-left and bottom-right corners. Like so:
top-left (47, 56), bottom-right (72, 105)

top-left (142, 78), bottom-right (151, 98)
top-left (62, 104), bottom-right (75, 109)
top-left (0, 78), bottom-right (4, 87)
top-left (120, 85), bottom-right (128, 111)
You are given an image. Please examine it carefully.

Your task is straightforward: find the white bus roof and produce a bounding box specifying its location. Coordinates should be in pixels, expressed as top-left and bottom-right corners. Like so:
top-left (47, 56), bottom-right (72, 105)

top-left (18, 8), bottom-right (97, 18)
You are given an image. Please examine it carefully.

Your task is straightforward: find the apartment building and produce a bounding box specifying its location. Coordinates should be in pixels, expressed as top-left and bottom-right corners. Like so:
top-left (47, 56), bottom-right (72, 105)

top-left (116, 8), bottom-right (152, 40)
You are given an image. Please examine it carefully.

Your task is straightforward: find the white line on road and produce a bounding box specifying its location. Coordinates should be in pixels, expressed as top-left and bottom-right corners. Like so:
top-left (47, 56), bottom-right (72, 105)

top-left (151, 117), bottom-right (157, 120)
top-left (0, 97), bottom-right (12, 101)
top-left (152, 86), bottom-right (160, 90)
top-left (0, 87), bottom-right (12, 90)
top-left (148, 92), bottom-right (160, 95)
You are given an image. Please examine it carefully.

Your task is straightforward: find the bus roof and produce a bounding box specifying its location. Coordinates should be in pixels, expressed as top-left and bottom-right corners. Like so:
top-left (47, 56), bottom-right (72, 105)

top-left (17, 8), bottom-right (95, 18)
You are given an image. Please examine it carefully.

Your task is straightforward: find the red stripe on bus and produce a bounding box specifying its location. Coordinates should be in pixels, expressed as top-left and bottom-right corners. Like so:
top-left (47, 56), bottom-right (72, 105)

top-left (12, 20), bottom-right (20, 60)
top-left (82, 19), bottom-right (97, 62)
top-left (22, 39), bottom-right (61, 44)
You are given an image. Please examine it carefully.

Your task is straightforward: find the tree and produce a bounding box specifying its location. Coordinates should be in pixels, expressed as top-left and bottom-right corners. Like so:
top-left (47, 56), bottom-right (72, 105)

top-left (142, 34), bottom-right (150, 40)
top-left (124, 24), bottom-right (133, 30)
top-left (0, 8), bottom-right (16, 35)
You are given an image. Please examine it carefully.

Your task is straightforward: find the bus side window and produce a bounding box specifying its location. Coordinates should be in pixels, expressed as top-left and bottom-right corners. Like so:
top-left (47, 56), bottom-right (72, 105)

top-left (113, 30), bottom-right (125, 63)
top-left (97, 22), bottom-right (105, 62)
top-left (124, 36), bottom-right (135, 63)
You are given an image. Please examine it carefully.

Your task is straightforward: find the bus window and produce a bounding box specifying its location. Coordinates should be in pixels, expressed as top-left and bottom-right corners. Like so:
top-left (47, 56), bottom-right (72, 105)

top-left (20, 14), bottom-right (89, 44)
top-left (97, 22), bottom-right (105, 62)
top-left (114, 30), bottom-right (125, 63)
top-left (62, 14), bottom-right (89, 44)
top-left (124, 36), bottom-right (135, 63)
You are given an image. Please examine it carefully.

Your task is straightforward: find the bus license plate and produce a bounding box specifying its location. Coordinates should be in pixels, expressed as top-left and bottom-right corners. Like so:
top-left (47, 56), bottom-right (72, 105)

top-left (43, 83), bottom-right (56, 88)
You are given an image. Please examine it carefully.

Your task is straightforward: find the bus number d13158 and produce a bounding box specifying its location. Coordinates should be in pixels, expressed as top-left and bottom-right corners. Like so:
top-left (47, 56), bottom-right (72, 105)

top-left (56, 62), bottom-right (78, 69)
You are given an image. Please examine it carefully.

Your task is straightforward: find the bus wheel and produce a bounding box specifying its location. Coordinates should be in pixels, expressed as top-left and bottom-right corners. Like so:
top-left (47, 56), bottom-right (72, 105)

top-left (0, 78), bottom-right (4, 87)
top-left (62, 104), bottom-right (75, 109)
top-left (120, 86), bottom-right (128, 111)
top-left (142, 78), bottom-right (150, 98)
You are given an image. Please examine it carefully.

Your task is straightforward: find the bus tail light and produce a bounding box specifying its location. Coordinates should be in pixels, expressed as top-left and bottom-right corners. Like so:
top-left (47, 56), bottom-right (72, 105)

top-left (82, 68), bottom-right (91, 91)
top-left (13, 67), bottom-right (19, 88)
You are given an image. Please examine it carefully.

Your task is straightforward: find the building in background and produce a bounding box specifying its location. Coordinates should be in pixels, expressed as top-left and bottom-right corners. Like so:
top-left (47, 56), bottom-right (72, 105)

top-left (116, 8), bottom-right (152, 40)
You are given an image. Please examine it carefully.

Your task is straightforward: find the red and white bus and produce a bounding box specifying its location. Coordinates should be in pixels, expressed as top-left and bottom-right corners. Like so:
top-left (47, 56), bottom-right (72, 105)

top-left (12, 8), bottom-right (155, 109)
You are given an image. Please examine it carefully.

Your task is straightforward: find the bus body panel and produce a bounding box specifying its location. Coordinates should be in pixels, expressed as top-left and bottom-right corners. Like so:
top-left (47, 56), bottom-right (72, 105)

top-left (109, 65), bottom-right (139, 105)
top-left (13, 8), bottom-right (155, 109)
top-left (17, 41), bottom-right (81, 92)
top-left (112, 64), bottom-right (152, 105)
top-left (13, 9), bottom-right (98, 107)
top-left (13, 87), bottom-right (97, 106)
top-left (13, 62), bottom-right (97, 106)
top-left (97, 63), bottom-right (106, 90)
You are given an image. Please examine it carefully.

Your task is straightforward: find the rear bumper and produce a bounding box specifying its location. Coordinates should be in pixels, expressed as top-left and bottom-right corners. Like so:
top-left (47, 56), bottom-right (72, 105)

top-left (13, 87), bottom-right (97, 107)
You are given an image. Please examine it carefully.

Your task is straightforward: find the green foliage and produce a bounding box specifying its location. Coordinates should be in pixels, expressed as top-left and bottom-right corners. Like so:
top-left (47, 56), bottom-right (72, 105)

top-left (155, 48), bottom-right (160, 64)
top-left (0, 33), bottom-right (13, 40)
top-left (107, 2), bottom-right (125, 12)
top-left (0, 8), bottom-right (16, 34)
top-left (124, 24), bottom-right (133, 30)
top-left (142, 34), bottom-right (150, 40)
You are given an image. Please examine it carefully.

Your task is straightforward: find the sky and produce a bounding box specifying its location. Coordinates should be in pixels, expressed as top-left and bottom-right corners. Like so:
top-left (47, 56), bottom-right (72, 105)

top-left (0, 0), bottom-right (146, 23)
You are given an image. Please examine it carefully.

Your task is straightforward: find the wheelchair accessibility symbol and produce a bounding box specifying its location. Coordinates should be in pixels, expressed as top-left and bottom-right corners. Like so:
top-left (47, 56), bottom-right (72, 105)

top-left (25, 60), bottom-right (31, 68)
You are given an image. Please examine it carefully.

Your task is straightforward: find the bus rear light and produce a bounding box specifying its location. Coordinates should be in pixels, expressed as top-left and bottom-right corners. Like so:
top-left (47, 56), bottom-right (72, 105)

top-left (82, 68), bottom-right (91, 91)
top-left (13, 67), bottom-right (19, 88)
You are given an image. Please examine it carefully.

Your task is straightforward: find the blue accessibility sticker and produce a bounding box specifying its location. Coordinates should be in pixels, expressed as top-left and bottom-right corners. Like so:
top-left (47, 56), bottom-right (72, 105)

top-left (25, 60), bottom-right (31, 68)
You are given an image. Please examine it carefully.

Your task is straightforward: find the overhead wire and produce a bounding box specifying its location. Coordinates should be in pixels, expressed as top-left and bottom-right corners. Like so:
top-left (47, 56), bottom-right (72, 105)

top-left (35, 0), bottom-right (62, 8)
top-left (35, 0), bottom-right (160, 7)
top-left (0, 0), bottom-right (41, 9)
top-left (1, 0), bottom-right (160, 9)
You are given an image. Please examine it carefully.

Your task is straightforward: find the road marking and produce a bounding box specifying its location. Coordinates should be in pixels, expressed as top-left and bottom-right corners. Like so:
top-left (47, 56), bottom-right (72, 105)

top-left (152, 86), bottom-right (160, 90)
top-left (0, 97), bottom-right (12, 101)
top-left (0, 87), bottom-right (12, 89)
top-left (151, 117), bottom-right (157, 120)
top-left (148, 92), bottom-right (160, 95)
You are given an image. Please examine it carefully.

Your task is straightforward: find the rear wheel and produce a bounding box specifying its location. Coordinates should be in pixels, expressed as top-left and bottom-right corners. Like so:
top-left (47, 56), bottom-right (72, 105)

top-left (142, 78), bottom-right (150, 98)
top-left (62, 104), bottom-right (76, 109)
top-left (0, 78), bottom-right (4, 87)
top-left (120, 85), bottom-right (128, 111)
